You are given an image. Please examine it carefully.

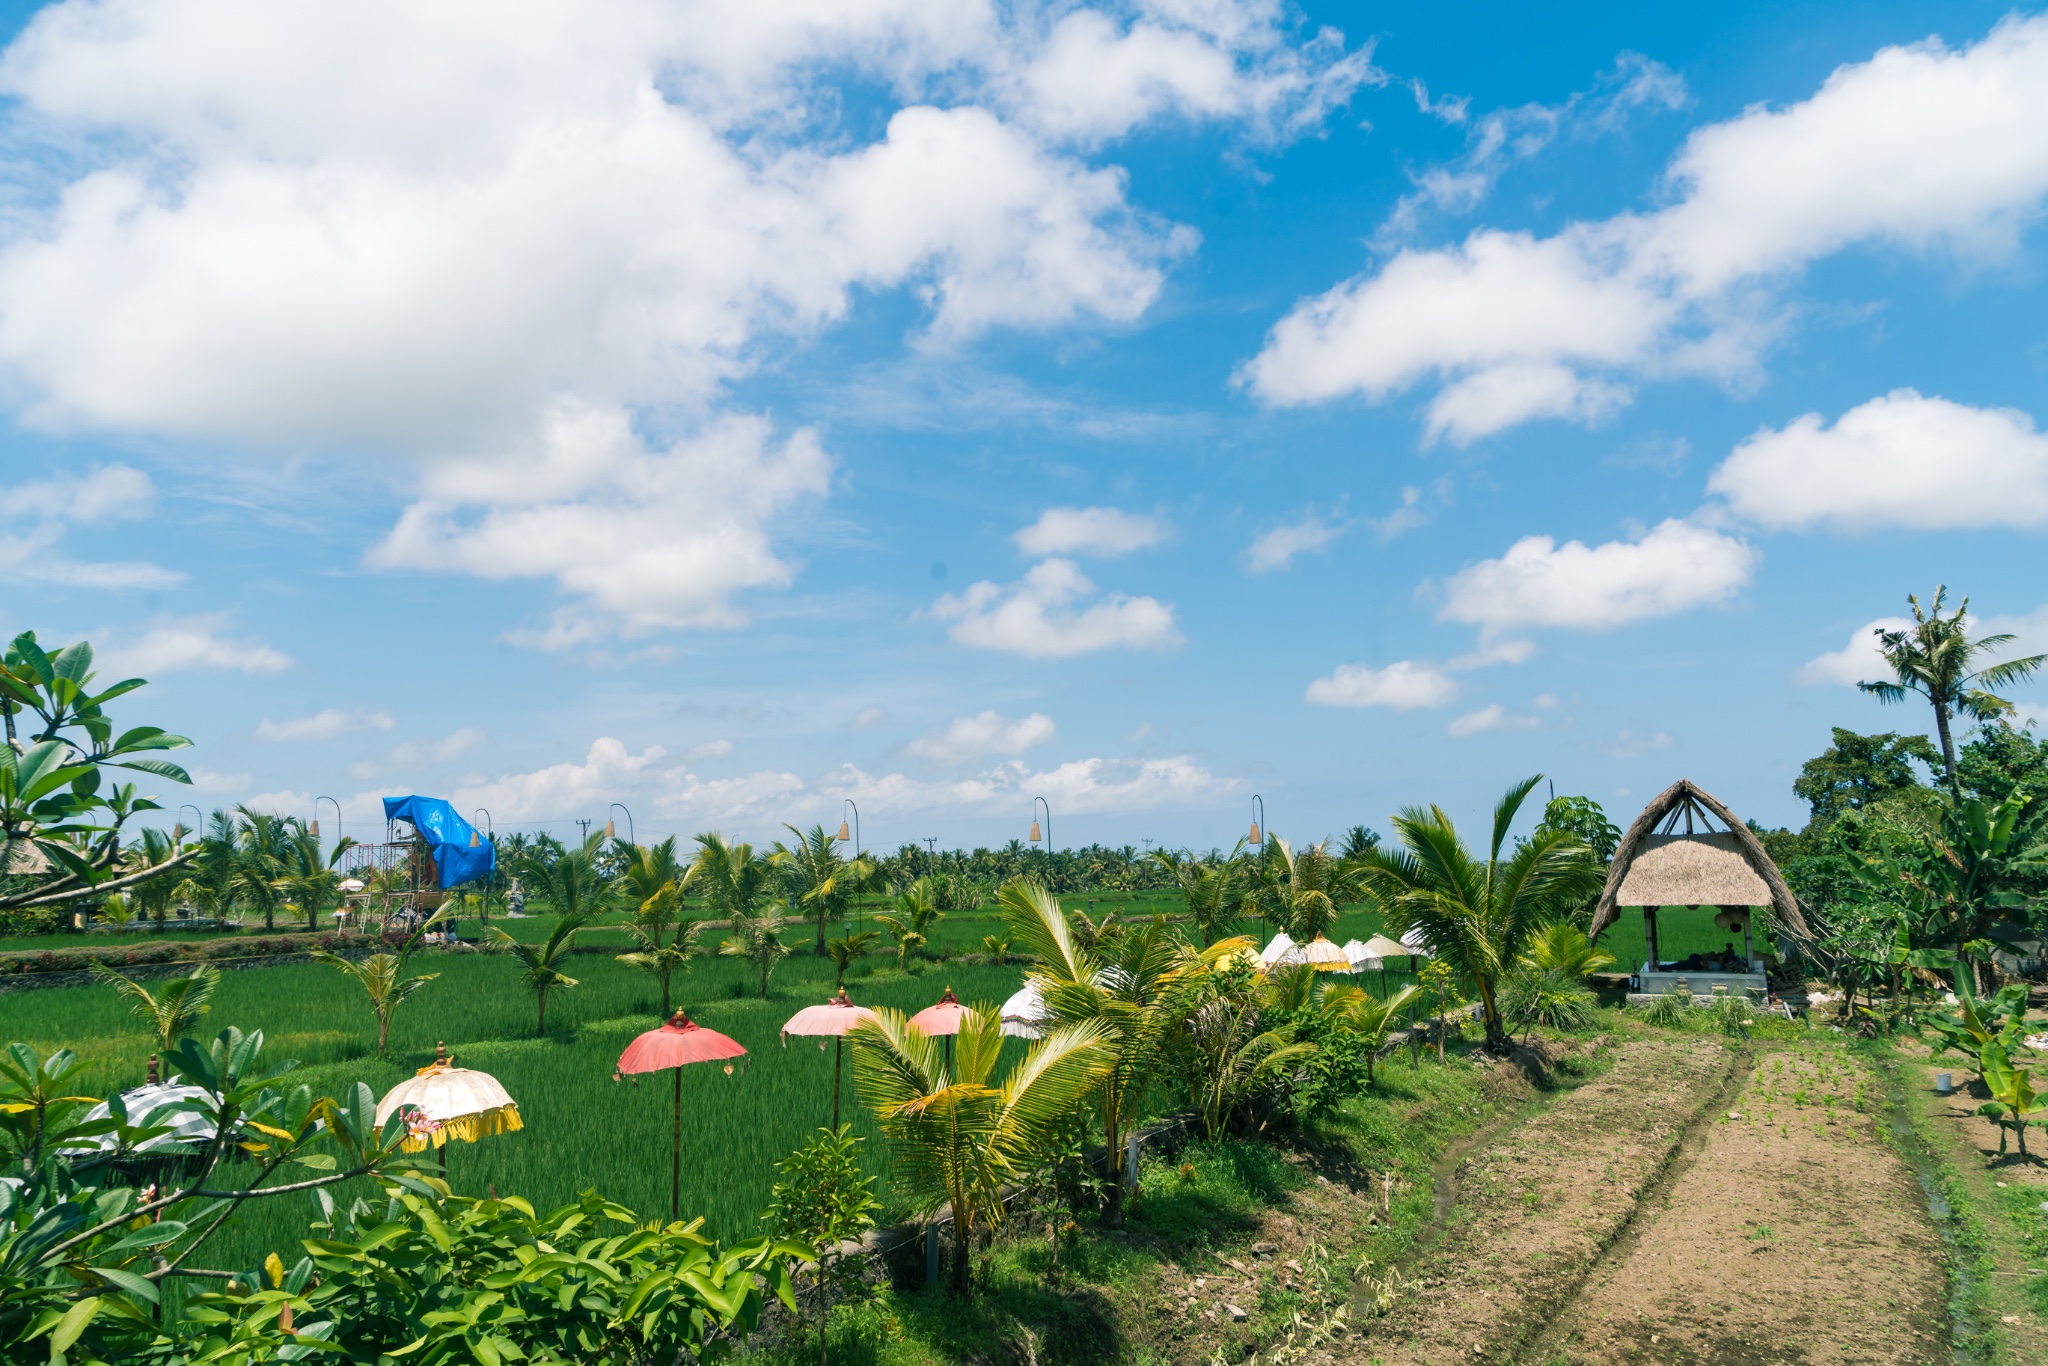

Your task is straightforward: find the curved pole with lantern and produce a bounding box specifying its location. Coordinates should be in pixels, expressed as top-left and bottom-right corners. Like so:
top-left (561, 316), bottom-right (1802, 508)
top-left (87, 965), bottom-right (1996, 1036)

top-left (1029, 796), bottom-right (1052, 856)
top-left (837, 799), bottom-right (863, 932)
top-left (312, 796), bottom-right (343, 859)
top-left (176, 803), bottom-right (202, 852)
top-left (606, 803), bottom-right (636, 849)
top-left (1249, 794), bottom-right (1265, 849)
top-left (474, 808), bottom-right (494, 926)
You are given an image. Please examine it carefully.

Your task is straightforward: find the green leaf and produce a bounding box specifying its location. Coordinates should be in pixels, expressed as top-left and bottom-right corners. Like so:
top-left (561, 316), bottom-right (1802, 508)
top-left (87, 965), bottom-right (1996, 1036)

top-left (110, 757), bottom-right (192, 783)
top-left (48, 1296), bottom-right (102, 1355)
top-left (89, 1266), bottom-right (159, 1304)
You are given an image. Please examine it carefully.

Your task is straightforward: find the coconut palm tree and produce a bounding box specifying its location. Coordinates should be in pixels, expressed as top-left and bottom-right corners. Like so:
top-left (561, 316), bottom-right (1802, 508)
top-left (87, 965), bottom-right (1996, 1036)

top-left (1001, 877), bottom-right (1191, 1225)
top-left (1177, 937), bottom-right (1318, 1136)
top-left (875, 877), bottom-right (943, 966)
top-left (1354, 776), bottom-right (1603, 1054)
top-left (772, 823), bottom-right (859, 955)
top-left (488, 915), bottom-right (585, 1035)
top-left (1860, 586), bottom-right (2048, 791)
top-left (850, 1001), bottom-right (1110, 1296)
top-left (617, 876), bottom-right (705, 1015)
top-left (1148, 845), bottom-right (1246, 946)
top-left (1518, 922), bottom-right (1616, 981)
top-left (309, 949), bottom-right (439, 1054)
top-left (1245, 836), bottom-right (1354, 942)
top-left (273, 822), bottom-right (356, 932)
top-left (88, 963), bottom-right (219, 1057)
top-left (525, 834), bottom-right (610, 922)
top-left (229, 807), bottom-right (292, 931)
top-left (828, 930), bottom-right (880, 988)
top-left (692, 832), bottom-right (771, 925)
top-left (721, 901), bottom-right (793, 997)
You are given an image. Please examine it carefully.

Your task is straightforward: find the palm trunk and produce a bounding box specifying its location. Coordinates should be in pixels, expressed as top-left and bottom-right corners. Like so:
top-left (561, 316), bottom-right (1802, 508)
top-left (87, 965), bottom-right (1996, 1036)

top-left (536, 989), bottom-right (548, 1037)
top-left (952, 1205), bottom-right (973, 1296)
top-left (1476, 976), bottom-right (1508, 1054)
top-left (1934, 700), bottom-right (1959, 792)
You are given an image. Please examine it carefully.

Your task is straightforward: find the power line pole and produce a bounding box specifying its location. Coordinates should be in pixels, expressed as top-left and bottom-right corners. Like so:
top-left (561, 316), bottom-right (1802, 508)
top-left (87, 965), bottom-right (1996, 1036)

top-left (575, 818), bottom-right (592, 844)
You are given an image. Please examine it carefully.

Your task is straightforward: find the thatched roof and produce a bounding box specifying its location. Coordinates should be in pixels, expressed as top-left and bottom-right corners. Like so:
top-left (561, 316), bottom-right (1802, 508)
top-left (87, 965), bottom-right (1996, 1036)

top-left (1588, 779), bottom-right (1809, 942)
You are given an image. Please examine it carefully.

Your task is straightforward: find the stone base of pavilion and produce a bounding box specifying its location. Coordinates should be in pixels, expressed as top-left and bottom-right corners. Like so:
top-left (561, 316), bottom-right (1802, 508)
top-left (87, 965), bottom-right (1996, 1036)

top-left (1627, 970), bottom-right (1767, 1005)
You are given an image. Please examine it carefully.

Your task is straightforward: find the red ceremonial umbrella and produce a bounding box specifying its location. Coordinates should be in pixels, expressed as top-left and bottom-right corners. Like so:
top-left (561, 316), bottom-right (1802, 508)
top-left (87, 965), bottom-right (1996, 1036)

top-left (910, 986), bottom-right (966, 1071)
top-left (782, 991), bottom-right (877, 1130)
top-left (616, 1010), bottom-right (746, 1222)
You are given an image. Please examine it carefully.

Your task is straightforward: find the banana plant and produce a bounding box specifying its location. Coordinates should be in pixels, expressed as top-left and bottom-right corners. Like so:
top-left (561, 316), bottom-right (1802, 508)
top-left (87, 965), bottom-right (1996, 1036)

top-left (1978, 1039), bottom-right (2044, 1160)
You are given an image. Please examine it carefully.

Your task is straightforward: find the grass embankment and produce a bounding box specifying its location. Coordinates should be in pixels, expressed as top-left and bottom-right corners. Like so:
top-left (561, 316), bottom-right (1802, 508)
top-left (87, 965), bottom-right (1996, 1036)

top-left (1871, 1033), bottom-right (2048, 1365)
top-left (751, 1027), bottom-right (1612, 1366)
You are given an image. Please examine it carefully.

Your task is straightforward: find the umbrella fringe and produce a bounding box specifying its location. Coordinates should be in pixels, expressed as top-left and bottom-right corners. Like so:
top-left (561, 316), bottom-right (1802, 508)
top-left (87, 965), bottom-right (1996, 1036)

top-left (401, 1103), bottom-right (523, 1151)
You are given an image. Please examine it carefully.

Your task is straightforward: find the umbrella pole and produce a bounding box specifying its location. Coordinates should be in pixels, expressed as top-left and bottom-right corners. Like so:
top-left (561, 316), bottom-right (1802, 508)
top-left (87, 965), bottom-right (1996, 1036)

top-left (833, 1036), bottom-right (843, 1132)
top-left (670, 1065), bottom-right (683, 1225)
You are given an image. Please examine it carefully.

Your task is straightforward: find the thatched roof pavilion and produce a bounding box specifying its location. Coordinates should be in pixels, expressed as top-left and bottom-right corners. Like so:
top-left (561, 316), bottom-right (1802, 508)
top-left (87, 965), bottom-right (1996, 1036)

top-left (1589, 779), bottom-right (1810, 944)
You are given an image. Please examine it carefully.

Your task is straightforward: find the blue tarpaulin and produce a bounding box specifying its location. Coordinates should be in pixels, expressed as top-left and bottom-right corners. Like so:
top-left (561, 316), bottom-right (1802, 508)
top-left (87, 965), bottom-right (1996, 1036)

top-left (382, 795), bottom-right (495, 889)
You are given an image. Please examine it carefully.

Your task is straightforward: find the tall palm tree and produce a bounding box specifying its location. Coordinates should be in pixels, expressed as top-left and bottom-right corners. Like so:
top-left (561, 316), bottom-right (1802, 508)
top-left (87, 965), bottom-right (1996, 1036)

top-left (89, 963), bottom-right (220, 1057)
top-left (1354, 776), bottom-right (1602, 1054)
top-left (1860, 586), bottom-right (2048, 791)
top-left (273, 822), bottom-right (355, 932)
top-left (850, 1001), bottom-right (1110, 1296)
top-left (772, 823), bottom-right (856, 955)
top-left (876, 878), bottom-right (942, 966)
top-left (617, 876), bottom-right (704, 1015)
top-left (230, 806), bottom-right (292, 931)
top-left (488, 915), bottom-right (585, 1035)
top-left (692, 832), bottom-right (771, 926)
top-left (525, 834), bottom-right (610, 922)
top-left (1001, 878), bottom-right (1190, 1225)
top-left (1245, 836), bottom-right (1353, 942)
top-left (721, 901), bottom-right (793, 997)
top-left (1148, 845), bottom-right (1246, 946)
top-left (309, 949), bottom-right (439, 1054)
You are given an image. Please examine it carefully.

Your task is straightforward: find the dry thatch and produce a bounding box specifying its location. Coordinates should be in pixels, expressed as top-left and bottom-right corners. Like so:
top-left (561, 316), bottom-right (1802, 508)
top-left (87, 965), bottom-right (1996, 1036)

top-left (1589, 779), bottom-right (1809, 942)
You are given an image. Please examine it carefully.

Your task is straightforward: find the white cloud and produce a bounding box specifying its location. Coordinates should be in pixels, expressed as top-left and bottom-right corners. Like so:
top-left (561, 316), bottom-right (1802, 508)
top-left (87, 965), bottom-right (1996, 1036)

top-left (685, 739), bottom-right (735, 761)
top-left (1014, 506), bottom-right (1166, 557)
top-left (187, 766), bottom-right (253, 794)
top-left (1437, 518), bottom-right (1757, 633)
top-left (354, 727), bottom-right (491, 777)
top-left (908, 709), bottom-right (1056, 762)
top-left (930, 557), bottom-right (1180, 657)
top-left (1709, 389), bottom-right (2048, 530)
top-left (849, 706), bottom-right (886, 731)
top-left (368, 408), bottom-right (831, 644)
top-left (101, 614), bottom-right (292, 675)
top-left (450, 737), bottom-right (666, 823)
top-left (256, 707), bottom-right (395, 742)
top-left (1447, 703), bottom-right (1540, 738)
top-left (1597, 728), bottom-right (1673, 758)
top-left (0, 463), bottom-right (179, 589)
top-left (0, 1), bottom-right (1368, 637)
top-left (1304, 659), bottom-right (1458, 711)
top-left (1797, 616), bottom-right (1913, 685)
top-left (1244, 14), bottom-right (2048, 439)
top-left (1244, 505), bottom-right (1347, 572)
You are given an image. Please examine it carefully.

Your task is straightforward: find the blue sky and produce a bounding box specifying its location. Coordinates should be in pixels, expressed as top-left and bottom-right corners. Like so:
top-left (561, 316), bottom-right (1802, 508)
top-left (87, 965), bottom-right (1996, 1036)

top-left (4, 0), bottom-right (2046, 852)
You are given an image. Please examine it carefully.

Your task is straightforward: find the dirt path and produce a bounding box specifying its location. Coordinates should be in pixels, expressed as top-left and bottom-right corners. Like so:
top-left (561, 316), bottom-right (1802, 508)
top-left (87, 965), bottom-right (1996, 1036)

top-left (1346, 1032), bottom-right (1737, 1364)
top-left (1533, 1045), bottom-right (1948, 1365)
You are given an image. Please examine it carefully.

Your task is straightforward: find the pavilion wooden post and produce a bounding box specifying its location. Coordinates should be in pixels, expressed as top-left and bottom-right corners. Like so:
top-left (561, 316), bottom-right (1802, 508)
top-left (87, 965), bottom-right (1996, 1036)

top-left (1742, 914), bottom-right (1754, 969)
top-left (1643, 906), bottom-right (1659, 972)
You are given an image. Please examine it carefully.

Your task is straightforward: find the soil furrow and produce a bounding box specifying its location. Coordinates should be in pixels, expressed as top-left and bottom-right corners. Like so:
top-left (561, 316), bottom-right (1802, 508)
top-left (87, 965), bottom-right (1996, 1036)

top-left (1345, 1033), bottom-right (1736, 1364)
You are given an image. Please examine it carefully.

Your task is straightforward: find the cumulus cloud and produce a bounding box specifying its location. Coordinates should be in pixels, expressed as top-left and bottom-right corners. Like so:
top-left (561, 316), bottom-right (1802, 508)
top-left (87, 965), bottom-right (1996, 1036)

top-left (1244, 14), bottom-right (2048, 440)
top-left (368, 408), bottom-right (831, 644)
top-left (101, 614), bottom-right (292, 675)
top-left (1244, 505), bottom-right (1347, 572)
top-left (1447, 703), bottom-right (1541, 738)
top-left (0, 1), bottom-right (1369, 635)
top-left (256, 707), bottom-right (395, 742)
top-left (350, 727), bottom-right (492, 778)
top-left (0, 463), bottom-right (179, 589)
top-left (450, 737), bottom-right (666, 822)
top-left (1014, 506), bottom-right (1167, 557)
top-left (1710, 389), bottom-right (2048, 530)
top-left (1797, 616), bottom-right (1914, 685)
top-left (685, 739), bottom-right (735, 761)
top-left (930, 557), bottom-right (1180, 656)
top-left (1437, 518), bottom-right (1757, 633)
top-left (1304, 659), bottom-right (1458, 710)
top-left (1597, 728), bottom-right (1673, 758)
top-left (908, 710), bottom-right (1057, 762)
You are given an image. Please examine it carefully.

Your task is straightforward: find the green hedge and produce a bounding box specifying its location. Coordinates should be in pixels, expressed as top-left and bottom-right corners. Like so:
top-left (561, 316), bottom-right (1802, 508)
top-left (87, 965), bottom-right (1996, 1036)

top-left (0, 931), bottom-right (365, 975)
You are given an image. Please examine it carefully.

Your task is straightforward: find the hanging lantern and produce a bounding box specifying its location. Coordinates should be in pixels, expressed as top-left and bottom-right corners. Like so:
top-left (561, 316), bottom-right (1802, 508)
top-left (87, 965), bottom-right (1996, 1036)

top-left (1029, 820), bottom-right (1042, 843)
top-left (836, 821), bottom-right (851, 842)
top-left (604, 819), bottom-right (616, 839)
top-left (1249, 821), bottom-right (1262, 845)
top-left (469, 829), bottom-right (480, 848)
top-left (309, 818), bottom-right (321, 839)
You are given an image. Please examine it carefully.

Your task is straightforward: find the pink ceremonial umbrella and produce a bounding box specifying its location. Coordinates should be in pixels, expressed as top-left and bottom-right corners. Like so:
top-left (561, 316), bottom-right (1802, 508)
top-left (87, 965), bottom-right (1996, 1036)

top-left (910, 986), bottom-right (967, 1071)
top-left (782, 990), bottom-right (877, 1130)
top-left (616, 1010), bottom-right (746, 1222)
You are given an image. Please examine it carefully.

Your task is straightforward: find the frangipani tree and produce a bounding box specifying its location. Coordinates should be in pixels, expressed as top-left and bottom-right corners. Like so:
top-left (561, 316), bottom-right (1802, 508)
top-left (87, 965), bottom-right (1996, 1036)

top-left (850, 1001), bottom-right (1109, 1296)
